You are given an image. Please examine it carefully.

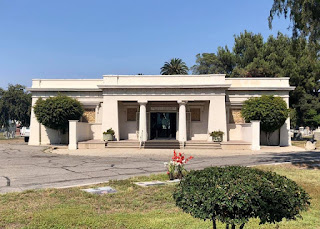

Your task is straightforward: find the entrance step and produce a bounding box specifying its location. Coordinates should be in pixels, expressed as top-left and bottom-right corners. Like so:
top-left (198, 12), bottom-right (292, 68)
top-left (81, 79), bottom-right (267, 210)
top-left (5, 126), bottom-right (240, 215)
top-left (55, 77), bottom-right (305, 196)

top-left (144, 140), bottom-right (181, 149)
top-left (184, 141), bottom-right (221, 149)
top-left (78, 140), bottom-right (106, 149)
top-left (107, 141), bottom-right (140, 148)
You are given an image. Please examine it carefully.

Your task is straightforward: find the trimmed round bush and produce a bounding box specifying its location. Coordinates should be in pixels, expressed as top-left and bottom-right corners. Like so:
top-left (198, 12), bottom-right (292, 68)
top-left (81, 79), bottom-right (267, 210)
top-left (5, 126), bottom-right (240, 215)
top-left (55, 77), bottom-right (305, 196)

top-left (241, 95), bottom-right (289, 145)
top-left (173, 166), bottom-right (310, 229)
top-left (34, 94), bottom-right (84, 132)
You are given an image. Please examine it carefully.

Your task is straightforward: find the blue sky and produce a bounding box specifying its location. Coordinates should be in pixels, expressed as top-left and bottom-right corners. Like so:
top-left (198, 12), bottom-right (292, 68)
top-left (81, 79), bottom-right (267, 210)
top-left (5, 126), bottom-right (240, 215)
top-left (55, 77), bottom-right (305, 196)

top-left (0, 0), bottom-right (291, 88)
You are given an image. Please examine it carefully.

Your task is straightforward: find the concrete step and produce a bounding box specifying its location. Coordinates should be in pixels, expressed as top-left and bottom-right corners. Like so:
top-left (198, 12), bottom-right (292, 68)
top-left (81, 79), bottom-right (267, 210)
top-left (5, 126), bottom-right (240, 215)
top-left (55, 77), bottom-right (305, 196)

top-left (107, 141), bottom-right (140, 148)
top-left (144, 140), bottom-right (181, 149)
top-left (184, 142), bottom-right (221, 149)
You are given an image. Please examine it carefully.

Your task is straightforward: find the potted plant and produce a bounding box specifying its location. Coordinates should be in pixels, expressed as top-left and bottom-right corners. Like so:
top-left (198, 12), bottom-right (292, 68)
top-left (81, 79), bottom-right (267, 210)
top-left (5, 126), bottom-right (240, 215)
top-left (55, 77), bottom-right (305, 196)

top-left (103, 128), bottom-right (115, 141)
top-left (210, 130), bottom-right (224, 142)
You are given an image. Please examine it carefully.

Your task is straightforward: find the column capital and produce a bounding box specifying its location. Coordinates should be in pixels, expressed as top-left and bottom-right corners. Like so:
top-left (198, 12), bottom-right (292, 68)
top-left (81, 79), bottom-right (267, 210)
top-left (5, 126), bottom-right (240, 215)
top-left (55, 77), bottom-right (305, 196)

top-left (138, 101), bottom-right (148, 105)
top-left (177, 100), bottom-right (188, 105)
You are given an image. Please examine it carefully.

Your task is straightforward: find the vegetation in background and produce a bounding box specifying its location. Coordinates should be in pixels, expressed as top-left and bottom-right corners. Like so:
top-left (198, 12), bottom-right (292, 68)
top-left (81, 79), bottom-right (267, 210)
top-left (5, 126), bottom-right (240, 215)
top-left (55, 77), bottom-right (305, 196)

top-left (34, 94), bottom-right (83, 133)
top-left (241, 95), bottom-right (289, 144)
top-left (192, 31), bottom-right (320, 129)
top-left (269, 0), bottom-right (320, 45)
top-left (0, 84), bottom-right (31, 128)
top-left (160, 58), bottom-right (189, 75)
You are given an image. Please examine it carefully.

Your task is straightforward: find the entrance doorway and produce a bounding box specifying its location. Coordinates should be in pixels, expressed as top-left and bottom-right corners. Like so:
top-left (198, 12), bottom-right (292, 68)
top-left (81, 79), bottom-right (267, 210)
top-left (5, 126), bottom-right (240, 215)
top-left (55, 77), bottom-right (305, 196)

top-left (150, 112), bottom-right (176, 139)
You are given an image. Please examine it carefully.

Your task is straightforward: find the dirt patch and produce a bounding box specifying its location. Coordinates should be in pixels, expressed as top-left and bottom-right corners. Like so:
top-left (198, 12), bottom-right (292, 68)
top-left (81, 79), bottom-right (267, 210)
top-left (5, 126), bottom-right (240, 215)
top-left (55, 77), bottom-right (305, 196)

top-left (0, 137), bottom-right (25, 145)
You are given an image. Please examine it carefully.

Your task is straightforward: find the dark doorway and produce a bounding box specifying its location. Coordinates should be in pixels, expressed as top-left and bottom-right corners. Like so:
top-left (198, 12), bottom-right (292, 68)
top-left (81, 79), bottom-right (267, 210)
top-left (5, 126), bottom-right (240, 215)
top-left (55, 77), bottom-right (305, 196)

top-left (150, 112), bottom-right (176, 139)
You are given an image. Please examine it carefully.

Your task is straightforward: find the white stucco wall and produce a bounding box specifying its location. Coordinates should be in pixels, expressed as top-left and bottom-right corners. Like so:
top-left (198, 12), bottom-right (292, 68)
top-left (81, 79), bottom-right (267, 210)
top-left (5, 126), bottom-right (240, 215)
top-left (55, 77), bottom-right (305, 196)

top-left (119, 102), bottom-right (138, 140)
top-left (29, 75), bottom-right (293, 147)
top-left (189, 102), bottom-right (209, 140)
top-left (228, 123), bottom-right (252, 142)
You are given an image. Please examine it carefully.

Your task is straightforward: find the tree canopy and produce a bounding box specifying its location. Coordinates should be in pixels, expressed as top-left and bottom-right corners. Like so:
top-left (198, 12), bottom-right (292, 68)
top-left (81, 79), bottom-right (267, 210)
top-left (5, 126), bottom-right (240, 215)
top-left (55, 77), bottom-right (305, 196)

top-left (241, 95), bottom-right (289, 144)
top-left (174, 166), bottom-right (310, 229)
top-left (160, 58), bottom-right (189, 75)
top-left (0, 84), bottom-right (31, 128)
top-left (34, 94), bottom-right (84, 133)
top-left (269, 0), bottom-right (320, 44)
top-left (192, 31), bottom-right (320, 128)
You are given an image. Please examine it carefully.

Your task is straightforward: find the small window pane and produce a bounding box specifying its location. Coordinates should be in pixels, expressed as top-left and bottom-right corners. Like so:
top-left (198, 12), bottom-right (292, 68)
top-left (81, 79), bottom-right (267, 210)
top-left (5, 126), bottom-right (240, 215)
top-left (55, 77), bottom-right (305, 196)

top-left (82, 108), bottom-right (95, 123)
top-left (191, 108), bottom-right (201, 121)
top-left (229, 109), bottom-right (244, 124)
top-left (127, 108), bottom-right (137, 121)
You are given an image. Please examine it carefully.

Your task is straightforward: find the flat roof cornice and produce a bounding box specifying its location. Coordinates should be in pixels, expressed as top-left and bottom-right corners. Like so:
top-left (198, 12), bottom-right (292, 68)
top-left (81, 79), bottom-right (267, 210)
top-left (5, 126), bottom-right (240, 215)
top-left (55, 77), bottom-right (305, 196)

top-left (97, 84), bottom-right (231, 89)
top-left (27, 88), bottom-right (102, 92)
top-left (228, 86), bottom-right (295, 91)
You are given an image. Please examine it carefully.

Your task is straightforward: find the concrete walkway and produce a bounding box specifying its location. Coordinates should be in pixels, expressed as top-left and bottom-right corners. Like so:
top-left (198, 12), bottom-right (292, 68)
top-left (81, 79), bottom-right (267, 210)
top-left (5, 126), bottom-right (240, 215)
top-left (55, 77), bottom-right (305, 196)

top-left (0, 141), bottom-right (319, 193)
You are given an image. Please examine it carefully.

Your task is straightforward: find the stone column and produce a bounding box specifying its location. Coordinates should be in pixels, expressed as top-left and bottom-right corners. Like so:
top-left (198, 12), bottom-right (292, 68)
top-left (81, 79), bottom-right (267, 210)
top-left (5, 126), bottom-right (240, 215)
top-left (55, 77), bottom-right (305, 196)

top-left (178, 101), bottom-right (187, 142)
top-left (68, 120), bottom-right (78, 150)
top-left (28, 97), bottom-right (41, 145)
top-left (280, 96), bottom-right (291, 146)
top-left (102, 96), bottom-right (120, 141)
top-left (251, 120), bottom-right (261, 150)
top-left (139, 102), bottom-right (148, 142)
top-left (207, 95), bottom-right (227, 142)
top-left (95, 105), bottom-right (99, 123)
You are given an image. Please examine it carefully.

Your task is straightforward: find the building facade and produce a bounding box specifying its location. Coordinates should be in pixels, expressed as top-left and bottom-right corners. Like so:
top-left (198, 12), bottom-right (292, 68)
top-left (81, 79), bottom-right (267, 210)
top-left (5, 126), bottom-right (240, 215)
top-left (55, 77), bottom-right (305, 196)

top-left (28, 74), bottom-right (294, 148)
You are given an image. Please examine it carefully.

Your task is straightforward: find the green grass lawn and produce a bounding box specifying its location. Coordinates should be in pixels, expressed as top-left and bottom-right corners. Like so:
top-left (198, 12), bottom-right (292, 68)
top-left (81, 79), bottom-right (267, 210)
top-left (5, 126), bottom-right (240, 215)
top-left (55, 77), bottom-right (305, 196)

top-left (0, 164), bottom-right (319, 229)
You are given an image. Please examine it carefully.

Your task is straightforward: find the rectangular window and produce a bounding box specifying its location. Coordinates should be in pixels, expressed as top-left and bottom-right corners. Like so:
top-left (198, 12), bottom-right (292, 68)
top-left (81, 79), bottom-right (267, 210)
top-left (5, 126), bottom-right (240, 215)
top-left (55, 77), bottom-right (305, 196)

top-left (82, 108), bottom-right (95, 123)
top-left (190, 108), bottom-right (201, 121)
top-left (229, 109), bottom-right (245, 124)
top-left (127, 108), bottom-right (137, 121)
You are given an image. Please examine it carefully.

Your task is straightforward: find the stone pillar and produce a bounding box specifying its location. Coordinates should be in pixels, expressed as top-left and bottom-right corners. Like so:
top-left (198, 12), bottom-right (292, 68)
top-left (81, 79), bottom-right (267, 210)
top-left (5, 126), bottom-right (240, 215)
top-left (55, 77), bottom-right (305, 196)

top-left (68, 120), bottom-right (78, 150)
top-left (178, 101), bottom-right (187, 142)
top-left (207, 96), bottom-right (227, 142)
top-left (102, 96), bottom-right (120, 141)
top-left (28, 97), bottom-right (41, 145)
top-left (139, 102), bottom-right (148, 142)
top-left (280, 97), bottom-right (291, 146)
top-left (95, 105), bottom-right (99, 123)
top-left (251, 120), bottom-right (260, 150)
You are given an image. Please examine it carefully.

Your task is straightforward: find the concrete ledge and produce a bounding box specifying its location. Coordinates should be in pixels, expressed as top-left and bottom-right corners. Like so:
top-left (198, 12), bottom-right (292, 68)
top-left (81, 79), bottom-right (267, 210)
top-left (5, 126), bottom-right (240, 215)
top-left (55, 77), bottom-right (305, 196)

top-left (78, 140), bottom-right (106, 149)
top-left (221, 141), bottom-right (251, 150)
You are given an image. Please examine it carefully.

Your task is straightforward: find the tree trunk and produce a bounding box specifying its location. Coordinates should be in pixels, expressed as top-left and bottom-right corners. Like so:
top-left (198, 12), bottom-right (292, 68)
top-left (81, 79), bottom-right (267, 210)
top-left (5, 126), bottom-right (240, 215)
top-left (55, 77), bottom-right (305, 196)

top-left (231, 225), bottom-right (236, 229)
top-left (240, 223), bottom-right (245, 229)
top-left (212, 217), bottom-right (217, 229)
top-left (226, 224), bottom-right (229, 229)
top-left (266, 132), bottom-right (271, 146)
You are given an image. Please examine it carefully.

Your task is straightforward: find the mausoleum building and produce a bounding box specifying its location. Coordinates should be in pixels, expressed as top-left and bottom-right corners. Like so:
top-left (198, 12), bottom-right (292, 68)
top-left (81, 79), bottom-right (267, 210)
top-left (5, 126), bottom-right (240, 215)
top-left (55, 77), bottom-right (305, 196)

top-left (28, 74), bottom-right (294, 150)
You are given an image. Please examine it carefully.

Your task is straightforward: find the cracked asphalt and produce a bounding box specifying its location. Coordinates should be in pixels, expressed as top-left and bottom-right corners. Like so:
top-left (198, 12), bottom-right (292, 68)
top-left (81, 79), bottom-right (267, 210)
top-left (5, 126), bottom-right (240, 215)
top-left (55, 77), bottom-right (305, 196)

top-left (0, 141), bottom-right (319, 193)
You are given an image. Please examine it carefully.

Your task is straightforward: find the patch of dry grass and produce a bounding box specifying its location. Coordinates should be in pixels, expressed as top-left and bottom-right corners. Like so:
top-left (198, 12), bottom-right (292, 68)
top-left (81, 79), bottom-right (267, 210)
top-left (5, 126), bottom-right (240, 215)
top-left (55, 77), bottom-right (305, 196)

top-left (0, 166), bottom-right (319, 228)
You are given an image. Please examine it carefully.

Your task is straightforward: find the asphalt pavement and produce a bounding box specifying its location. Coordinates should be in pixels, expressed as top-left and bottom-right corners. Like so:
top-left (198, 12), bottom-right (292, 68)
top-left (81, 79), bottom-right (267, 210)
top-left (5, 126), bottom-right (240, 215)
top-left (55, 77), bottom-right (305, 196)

top-left (0, 141), bottom-right (319, 193)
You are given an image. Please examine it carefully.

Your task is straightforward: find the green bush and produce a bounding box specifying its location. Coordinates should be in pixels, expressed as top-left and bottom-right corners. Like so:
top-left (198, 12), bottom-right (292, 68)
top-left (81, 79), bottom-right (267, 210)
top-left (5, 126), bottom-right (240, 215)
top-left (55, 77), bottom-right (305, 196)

top-left (173, 166), bottom-right (310, 229)
top-left (103, 128), bottom-right (115, 135)
top-left (34, 94), bottom-right (84, 132)
top-left (241, 95), bottom-right (289, 145)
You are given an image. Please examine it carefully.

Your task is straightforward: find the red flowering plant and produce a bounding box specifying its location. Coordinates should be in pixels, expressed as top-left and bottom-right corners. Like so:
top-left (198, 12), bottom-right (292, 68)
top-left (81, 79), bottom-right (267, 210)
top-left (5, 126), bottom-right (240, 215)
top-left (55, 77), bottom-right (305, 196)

top-left (164, 150), bottom-right (193, 180)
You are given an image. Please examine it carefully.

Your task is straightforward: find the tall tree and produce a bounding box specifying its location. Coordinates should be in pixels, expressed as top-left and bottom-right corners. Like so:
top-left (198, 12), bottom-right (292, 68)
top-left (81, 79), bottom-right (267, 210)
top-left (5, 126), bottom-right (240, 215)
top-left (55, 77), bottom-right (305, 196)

top-left (160, 58), bottom-right (189, 75)
top-left (233, 31), bottom-right (264, 69)
top-left (192, 31), bottom-right (320, 128)
top-left (192, 46), bottom-right (235, 76)
top-left (269, 0), bottom-right (320, 44)
top-left (0, 84), bottom-right (31, 128)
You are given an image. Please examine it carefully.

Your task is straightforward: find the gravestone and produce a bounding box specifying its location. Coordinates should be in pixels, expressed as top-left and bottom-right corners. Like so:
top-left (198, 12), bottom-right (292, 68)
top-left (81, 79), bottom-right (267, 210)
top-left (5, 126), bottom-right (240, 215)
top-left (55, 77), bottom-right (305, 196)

top-left (305, 141), bottom-right (316, 150)
top-left (134, 181), bottom-right (166, 187)
top-left (82, 186), bottom-right (117, 195)
top-left (314, 129), bottom-right (320, 141)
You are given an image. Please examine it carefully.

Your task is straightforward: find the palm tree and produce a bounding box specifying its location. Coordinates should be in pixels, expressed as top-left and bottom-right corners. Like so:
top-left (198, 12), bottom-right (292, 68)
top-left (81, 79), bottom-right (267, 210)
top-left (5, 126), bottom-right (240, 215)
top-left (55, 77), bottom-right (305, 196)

top-left (160, 58), bottom-right (189, 75)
